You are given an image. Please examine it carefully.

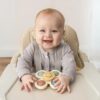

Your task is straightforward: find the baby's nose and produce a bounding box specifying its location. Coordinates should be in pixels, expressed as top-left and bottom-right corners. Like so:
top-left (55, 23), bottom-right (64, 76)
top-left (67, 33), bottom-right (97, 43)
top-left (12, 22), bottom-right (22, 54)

top-left (45, 32), bottom-right (52, 37)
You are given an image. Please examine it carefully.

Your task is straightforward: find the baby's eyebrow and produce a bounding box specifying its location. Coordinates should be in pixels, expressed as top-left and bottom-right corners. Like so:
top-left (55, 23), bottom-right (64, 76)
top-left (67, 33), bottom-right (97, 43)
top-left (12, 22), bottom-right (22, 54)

top-left (36, 27), bottom-right (45, 30)
top-left (38, 26), bottom-right (45, 29)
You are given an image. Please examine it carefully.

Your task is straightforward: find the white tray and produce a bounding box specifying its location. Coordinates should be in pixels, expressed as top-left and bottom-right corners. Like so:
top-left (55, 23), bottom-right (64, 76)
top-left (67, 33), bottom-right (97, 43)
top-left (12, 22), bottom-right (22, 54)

top-left (0, 62), bottom-right (100, 100)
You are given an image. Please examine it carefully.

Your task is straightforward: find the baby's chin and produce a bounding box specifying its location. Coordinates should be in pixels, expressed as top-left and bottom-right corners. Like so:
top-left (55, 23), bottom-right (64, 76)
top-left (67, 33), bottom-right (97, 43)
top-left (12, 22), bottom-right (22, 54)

top-left (37, 42), bottom-right (61, 51)
top-left (42, 47), bottom-right (54, 52)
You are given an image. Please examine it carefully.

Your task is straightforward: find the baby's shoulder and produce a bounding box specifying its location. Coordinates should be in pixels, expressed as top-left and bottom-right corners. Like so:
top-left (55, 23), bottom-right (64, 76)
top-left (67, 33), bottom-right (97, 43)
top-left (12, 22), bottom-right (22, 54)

top-left (60, 41), bottom-right (72, 55)
top-left (25, 40), bottom-right (39, 51)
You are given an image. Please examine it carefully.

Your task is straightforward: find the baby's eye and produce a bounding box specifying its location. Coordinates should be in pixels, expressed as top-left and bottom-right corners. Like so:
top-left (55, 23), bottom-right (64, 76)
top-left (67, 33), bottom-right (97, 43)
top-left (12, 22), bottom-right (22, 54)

top-left (40, 29), bottom-right (45, 32)
top-left (52, 30), bottom-right (58, 33)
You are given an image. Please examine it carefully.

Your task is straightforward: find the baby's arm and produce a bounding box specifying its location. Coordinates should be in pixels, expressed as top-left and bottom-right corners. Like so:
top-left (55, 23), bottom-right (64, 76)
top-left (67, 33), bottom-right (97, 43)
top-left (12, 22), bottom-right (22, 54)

top-left (16, 43), bottom-right (36, 91)
top-left (61, 43), bottom-right (76, 82)
top-left (54, 43), bottom-right (76, 94)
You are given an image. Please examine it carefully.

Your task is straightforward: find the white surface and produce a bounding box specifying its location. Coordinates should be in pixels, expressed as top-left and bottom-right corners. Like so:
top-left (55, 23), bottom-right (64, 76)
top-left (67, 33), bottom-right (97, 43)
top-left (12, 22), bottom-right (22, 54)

top-left (0, 62), bottom-right (100, 100)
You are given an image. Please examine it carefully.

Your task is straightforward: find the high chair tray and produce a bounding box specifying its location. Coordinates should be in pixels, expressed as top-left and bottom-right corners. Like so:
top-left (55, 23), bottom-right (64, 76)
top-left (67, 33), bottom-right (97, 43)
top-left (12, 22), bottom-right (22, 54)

top-left (0, 62), bottom-right (100, 100)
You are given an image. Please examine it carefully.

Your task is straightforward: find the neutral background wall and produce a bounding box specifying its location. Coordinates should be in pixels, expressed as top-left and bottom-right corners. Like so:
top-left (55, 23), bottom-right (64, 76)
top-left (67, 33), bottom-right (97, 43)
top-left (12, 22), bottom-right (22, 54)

top-left (90, 0), bottom-right (100, 69)
top-left (0, 0), bottom-right (100, 68)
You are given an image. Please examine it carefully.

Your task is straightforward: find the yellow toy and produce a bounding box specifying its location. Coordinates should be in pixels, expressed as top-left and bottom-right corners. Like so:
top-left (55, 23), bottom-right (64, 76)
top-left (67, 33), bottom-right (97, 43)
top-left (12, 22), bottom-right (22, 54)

top-left (35, 70), bottom-right (61, 89)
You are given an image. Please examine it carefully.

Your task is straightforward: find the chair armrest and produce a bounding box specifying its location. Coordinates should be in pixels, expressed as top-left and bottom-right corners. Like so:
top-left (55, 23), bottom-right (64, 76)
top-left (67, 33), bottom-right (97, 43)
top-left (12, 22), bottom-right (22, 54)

top-left (10, 53), bottom-right (21, 64)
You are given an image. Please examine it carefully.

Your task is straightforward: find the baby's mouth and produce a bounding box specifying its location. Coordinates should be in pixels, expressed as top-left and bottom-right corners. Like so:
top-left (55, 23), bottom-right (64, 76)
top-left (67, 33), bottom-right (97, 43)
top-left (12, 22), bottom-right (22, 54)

top-left (43, 40), bottom-right (53, 43)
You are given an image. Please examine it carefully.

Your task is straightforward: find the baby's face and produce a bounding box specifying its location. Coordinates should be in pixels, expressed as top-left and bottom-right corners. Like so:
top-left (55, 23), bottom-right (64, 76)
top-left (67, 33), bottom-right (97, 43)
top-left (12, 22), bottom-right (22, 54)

top-left (34, 14), bottom-right (64, 51)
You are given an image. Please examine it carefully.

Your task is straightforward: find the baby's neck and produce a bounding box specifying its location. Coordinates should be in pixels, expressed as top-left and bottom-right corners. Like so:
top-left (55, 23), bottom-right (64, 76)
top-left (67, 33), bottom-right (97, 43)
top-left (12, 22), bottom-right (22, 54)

top-left (39, 44), bottom-right (61, 53)
top-left (41, 47), bottom-right (54, 53)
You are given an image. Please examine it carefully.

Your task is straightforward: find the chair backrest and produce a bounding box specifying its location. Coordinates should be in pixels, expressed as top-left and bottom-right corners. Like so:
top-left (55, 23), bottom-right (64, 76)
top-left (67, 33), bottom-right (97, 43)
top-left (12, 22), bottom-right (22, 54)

top-left (11, 25), bottom-right (84, 70)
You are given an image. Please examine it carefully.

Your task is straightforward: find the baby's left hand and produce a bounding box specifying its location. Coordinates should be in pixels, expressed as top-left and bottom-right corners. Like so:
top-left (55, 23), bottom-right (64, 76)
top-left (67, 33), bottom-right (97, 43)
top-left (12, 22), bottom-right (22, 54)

top-left (53, 74), bottom-right (71, 94)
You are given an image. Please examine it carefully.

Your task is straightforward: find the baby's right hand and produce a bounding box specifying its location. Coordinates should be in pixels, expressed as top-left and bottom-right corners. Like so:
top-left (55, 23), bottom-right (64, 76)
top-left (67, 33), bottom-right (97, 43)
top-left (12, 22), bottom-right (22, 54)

top-left (21, 74), bottom-right (37, 92)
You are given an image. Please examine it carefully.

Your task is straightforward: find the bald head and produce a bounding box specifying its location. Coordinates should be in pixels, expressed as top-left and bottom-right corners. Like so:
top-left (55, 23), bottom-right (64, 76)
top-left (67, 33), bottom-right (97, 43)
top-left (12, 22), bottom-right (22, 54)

top-left (35, 8), bottom-right (65, 29)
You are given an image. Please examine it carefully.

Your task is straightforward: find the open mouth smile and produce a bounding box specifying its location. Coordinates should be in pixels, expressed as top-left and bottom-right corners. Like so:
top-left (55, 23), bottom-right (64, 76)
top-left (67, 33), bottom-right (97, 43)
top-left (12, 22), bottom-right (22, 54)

top-left (43, 40), bottom-right (53, 43)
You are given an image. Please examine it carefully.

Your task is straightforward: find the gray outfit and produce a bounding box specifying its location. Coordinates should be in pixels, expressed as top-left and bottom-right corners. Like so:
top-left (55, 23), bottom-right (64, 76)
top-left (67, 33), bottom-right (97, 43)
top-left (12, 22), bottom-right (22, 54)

top-left (16, 40), bottom-right (76, 81)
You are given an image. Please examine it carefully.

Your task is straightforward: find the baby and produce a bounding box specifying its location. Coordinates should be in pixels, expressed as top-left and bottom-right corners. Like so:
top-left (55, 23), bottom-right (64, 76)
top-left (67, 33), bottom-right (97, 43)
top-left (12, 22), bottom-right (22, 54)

top-left (16, 8), bottom-right (76, 94)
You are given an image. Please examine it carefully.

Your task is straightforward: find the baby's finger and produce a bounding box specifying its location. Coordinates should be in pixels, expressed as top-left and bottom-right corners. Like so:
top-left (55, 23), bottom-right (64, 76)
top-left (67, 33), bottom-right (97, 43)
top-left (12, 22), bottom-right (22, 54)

top-left (67, 85), bottom-right (71, 93)
top-left (21, 85), bottom-right (25, 91)
top-left (53, 77), bottom-right (59, 82)
top-left (29, 79), bottom-right (34, 83)
top-left (27, 82), bottom-right (33, 91)
top-left (56, 84), bottom-right (63, 93)
top-left (32, 76), bottom-right (38, 81)
top-left (59, 85), bottom-right (66, 94)
top-left (24, 84), bottom-right (30, 92)
top-left (54, 81), bottom-right (61, 87)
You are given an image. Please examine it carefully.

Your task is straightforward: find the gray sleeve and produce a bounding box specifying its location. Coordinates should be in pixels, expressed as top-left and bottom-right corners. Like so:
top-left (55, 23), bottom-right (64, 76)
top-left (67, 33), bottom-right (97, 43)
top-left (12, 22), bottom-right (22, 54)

top-left (61, 43), bottom-right (76, 81)
top-left (16, 43), bottom-right (35, 78)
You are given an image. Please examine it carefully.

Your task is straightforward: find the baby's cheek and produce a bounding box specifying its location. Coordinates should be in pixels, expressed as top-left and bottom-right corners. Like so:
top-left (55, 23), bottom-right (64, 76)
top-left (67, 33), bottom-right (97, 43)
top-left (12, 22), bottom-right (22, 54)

top-left (56, 37), bottom-right (62, 44)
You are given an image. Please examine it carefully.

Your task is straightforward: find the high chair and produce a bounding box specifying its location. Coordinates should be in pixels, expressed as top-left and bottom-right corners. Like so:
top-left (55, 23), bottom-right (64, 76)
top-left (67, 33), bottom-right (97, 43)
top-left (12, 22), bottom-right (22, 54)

top-left (0, 25), bottom-right (100, 100)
